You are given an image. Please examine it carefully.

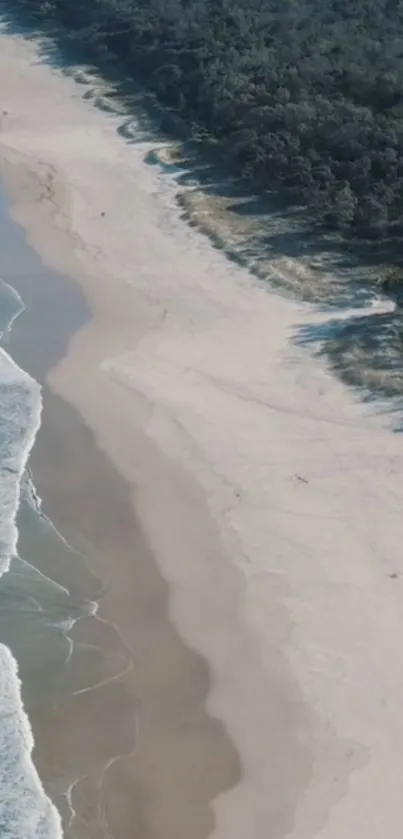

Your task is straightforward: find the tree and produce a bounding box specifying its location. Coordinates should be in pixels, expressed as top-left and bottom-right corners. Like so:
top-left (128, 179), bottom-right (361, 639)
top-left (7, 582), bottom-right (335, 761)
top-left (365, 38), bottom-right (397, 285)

top-left (326, 184), bottom-right (358, 229)
top-left (12, 0), bottom-right (403, 244)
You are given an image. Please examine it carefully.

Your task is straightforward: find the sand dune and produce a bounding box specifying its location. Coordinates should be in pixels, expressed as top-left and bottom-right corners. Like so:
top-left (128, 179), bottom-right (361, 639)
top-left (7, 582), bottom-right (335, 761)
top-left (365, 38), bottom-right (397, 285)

top-left (1, 20), bottom-right (403, 839)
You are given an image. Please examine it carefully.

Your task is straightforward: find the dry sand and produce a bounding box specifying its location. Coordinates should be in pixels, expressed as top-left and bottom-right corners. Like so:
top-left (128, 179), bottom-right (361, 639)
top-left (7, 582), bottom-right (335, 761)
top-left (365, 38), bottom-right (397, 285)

top-left (1, 20), bottom-right (403, 839)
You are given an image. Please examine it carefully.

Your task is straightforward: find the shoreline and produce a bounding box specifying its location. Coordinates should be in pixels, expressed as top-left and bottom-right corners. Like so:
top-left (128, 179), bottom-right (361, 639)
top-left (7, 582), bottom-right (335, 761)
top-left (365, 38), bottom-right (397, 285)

top-left (0, 107), bottom-right (241, 839)
top-left (0, 84), bottom-right (315, 839)
top-left (2, 20), bottom-right (403, 839)
top-left (0, 27), bottom-right (315, 839)
top-left (0, 273), bottom-right (63, 839)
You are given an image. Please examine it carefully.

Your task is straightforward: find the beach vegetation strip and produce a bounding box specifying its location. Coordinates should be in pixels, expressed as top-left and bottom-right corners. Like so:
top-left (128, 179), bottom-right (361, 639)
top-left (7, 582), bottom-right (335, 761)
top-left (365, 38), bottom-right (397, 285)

top-left (8, 0), bottom-right (403, 256)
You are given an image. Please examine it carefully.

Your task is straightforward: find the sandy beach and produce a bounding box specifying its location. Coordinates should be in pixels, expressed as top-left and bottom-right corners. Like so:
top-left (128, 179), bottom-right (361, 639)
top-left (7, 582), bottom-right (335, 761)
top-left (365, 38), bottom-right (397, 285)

top-left (1, 15), bottom-right (403, 839)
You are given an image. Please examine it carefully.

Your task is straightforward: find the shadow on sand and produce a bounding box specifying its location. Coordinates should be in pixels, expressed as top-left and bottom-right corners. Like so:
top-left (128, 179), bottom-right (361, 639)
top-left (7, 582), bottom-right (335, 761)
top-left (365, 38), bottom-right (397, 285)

top-left (2, 2), bottom-right (403, 424)
top-left (293, 307), bottom-right (403, 429)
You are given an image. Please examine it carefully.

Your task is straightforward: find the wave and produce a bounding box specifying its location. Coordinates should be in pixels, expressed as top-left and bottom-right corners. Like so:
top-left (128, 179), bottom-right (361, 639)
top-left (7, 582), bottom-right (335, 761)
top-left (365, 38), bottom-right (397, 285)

top-left (0, 279), bottom-right (25, 341)
top-left (0, 346), bottom-right (42, 579)
top-left (0, 644), bottom-right (63, 838)
top-left (0, 276), bottom-right (64, 838)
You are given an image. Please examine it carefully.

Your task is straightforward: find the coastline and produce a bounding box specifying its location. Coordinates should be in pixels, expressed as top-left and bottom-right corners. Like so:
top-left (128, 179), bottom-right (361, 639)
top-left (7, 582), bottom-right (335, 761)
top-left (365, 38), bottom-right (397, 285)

top-left (0, 84), bottom-right (241, 839)
top-left (0, 276), bottom-right (63, 838)
top-left (1, 19), bottom-right (403, 839)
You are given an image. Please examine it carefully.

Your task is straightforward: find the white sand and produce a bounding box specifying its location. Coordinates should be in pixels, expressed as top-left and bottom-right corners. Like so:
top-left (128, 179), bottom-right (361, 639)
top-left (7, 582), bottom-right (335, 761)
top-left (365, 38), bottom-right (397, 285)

top-left (1, 22), bottom-right (403, 839)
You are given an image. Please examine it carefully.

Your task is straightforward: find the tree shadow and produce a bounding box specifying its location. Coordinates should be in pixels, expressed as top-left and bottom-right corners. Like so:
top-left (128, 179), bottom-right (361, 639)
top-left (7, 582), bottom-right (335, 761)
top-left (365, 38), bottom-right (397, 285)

top-left (0, 4), bottom-right (396, 301)
top-left (3, 1), bottom-right (403, 417)
top-left (293, 307), bottom-right (403, 428)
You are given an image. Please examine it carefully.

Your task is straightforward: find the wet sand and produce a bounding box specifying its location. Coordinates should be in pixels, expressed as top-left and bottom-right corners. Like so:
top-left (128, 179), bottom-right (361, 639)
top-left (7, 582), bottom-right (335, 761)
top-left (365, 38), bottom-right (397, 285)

top-left (32, 393), bottom-right (239, 839)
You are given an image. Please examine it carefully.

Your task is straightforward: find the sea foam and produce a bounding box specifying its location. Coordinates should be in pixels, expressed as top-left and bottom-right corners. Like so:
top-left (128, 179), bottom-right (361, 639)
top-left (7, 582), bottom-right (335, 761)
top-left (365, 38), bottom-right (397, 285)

top-left (0, 644), bottom-right (63, 838)
top-left (0, 347), bottom-right (42, 579)
top-left (0, 279), bottom-right (63, 838)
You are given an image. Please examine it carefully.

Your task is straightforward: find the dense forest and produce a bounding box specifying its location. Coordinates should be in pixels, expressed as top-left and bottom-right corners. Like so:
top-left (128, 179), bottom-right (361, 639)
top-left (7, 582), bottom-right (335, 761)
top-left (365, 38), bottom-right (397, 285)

top-left (9, 0), bottom-right (403, 245)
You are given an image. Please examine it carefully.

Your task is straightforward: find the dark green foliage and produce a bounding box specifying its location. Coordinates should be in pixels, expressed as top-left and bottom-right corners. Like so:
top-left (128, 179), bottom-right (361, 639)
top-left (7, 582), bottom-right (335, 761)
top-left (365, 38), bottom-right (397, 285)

top-left (10, 0), bottom-right (403, 242)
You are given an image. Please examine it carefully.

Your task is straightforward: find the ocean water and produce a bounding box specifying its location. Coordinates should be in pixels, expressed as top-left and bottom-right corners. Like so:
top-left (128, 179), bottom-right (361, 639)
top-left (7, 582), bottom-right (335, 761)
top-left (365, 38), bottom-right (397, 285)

top-left (0, 277), bottom-right (64, 838)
